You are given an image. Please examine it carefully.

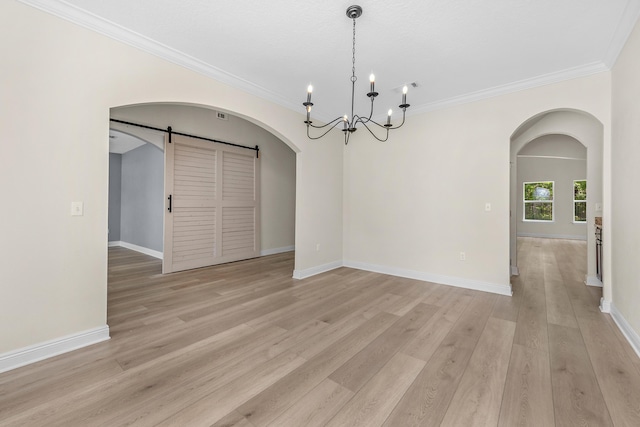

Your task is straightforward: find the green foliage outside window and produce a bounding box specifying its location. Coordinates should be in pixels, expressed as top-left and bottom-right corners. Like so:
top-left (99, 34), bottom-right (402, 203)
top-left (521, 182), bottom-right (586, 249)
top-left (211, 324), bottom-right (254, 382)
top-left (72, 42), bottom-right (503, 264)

top-left (524, 181), bottom-right (553, 221)
top-left (574, 180), bottom-right (587, 222)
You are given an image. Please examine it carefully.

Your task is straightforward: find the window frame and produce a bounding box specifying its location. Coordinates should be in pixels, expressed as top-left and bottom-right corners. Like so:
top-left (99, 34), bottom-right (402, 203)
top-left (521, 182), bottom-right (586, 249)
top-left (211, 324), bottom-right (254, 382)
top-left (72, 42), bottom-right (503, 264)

top-left (573, 179), bottom-right (587, 223)
top-left (523, 181), bottom-right (555, 222)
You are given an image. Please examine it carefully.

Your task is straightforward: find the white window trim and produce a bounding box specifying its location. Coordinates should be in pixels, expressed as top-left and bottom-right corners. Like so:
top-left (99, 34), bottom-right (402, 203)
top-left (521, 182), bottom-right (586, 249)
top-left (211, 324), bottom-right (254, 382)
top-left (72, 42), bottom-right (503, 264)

top-left (573, 179), bottom-right (587, 223)
top-left (523, 181), bottom-right (554, 222)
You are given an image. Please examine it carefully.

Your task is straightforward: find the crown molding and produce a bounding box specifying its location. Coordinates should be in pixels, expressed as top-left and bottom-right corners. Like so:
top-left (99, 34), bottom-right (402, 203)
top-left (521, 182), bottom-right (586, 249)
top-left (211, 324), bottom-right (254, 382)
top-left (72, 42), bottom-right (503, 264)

top-left (407, 61), bottom-right (610, 117)
top-left (17, 0), bottom-right (302, 114)
top-left (18, 0), bottom-right (633, 121)
top-left (603, 0), bottom-right (640, 68)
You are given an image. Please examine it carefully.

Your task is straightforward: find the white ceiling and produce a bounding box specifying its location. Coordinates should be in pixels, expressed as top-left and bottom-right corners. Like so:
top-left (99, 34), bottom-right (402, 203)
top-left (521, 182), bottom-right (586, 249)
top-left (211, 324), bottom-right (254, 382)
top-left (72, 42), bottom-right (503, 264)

top-left (24, 0), bottom-right (640, 122)
top-left (108, 129), bottom-right (146, 154)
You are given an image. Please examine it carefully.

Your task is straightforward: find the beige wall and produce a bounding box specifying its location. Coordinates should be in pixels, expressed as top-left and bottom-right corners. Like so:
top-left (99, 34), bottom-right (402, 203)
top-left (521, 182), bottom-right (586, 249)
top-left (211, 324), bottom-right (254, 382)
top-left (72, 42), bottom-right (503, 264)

top-left (0, 1), bottom-right (343, 354)
top-left (4, 0), bottom-right (635, 361)
top-left (344, 73), bottom-right (610, 295)
top-left (612, 14), bottom-right (640, 340)
top-left (110, 104), bottom-right (296, 253)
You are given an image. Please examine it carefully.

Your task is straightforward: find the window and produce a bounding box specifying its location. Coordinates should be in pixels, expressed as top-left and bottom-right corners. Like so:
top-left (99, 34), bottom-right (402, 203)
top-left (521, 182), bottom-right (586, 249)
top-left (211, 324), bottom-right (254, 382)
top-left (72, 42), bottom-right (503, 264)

top-left (523, 181), bottom-right (554, 221)
top-left (574, 180), bottom-right (587, 222)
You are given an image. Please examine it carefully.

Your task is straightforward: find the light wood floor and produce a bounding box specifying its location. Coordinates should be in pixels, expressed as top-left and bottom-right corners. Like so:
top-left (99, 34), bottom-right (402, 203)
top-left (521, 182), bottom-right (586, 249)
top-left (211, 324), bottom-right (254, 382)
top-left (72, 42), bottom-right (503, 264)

top-left (1, 238), bottom-right (640, 426)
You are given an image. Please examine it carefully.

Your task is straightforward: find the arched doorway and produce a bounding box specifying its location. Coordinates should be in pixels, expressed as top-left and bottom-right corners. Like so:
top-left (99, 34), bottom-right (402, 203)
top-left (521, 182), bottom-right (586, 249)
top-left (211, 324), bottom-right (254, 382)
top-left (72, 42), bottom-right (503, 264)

top-left (108, 102), bottom-right (298, 272)
top-left (510, 109), bottom-right (604, 299)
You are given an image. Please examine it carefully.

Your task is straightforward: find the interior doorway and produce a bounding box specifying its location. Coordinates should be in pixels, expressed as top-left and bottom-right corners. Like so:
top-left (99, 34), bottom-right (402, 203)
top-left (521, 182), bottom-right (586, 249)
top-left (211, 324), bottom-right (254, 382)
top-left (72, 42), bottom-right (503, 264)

top-left (108, 130), bottom-right (164, 258)
top-left (108, 103), bottom-right (297, 273)
top-left (509, 109), bottom-right (604, 297)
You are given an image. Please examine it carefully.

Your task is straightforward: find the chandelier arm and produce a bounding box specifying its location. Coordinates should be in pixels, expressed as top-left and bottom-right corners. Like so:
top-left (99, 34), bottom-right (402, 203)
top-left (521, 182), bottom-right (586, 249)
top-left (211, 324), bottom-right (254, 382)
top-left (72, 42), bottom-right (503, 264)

top-left (306, 120), bottom-right (344, 140)
top-left (355, 118), bottom-right (390, 142)
top-left (354, 114), bottom-right (392, 130)
top-left (307, 116), bottom-right (346, 129)
top-left (386, 109), bottom-right (408, 130)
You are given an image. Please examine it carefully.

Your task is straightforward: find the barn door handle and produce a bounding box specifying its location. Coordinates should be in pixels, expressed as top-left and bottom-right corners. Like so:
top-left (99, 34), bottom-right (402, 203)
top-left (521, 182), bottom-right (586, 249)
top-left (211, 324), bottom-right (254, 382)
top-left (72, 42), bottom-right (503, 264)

top-left (167, 195), bottom-right (172, 213)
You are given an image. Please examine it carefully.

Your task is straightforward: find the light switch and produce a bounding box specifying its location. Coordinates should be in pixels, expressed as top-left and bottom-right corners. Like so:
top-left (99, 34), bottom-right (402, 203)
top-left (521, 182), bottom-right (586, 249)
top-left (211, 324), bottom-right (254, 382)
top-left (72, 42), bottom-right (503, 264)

top-left (71, 201), bottom-right (84, 216)
top-left (485, 202), bottom-right (491, 212)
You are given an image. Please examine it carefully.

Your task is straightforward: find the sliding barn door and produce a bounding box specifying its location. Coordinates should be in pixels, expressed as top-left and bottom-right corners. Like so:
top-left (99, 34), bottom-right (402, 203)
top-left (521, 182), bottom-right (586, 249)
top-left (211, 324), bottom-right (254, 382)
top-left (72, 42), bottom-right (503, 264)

top-left (163, 134), bottom-right (260, 273)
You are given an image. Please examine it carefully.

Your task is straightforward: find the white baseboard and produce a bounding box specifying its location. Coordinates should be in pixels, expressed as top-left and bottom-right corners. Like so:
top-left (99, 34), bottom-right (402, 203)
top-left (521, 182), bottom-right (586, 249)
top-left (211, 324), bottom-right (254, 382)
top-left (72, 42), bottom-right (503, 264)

top-left (585, 275), bottom-right (603, 287)
top-left (111, 241), bottom-right (163, 259)
top-left (293, 260), bottom-right (343, 279)
top-left (108, 240), bottom-right (121, 247)
top-left (600, 297), bottom-right (611, 313)
top-left (0, 326), bottom-right (110, 374)
top-left (260, 245), bottom-right (295, 256)
top-left (610, 303), bottom-right (640, 360)
top-left (511, 265), bottom-right (520, 276)
top-left (344, 260), bottom-right (513, 296)
top-left (517, 232), bottom-right (587, 241)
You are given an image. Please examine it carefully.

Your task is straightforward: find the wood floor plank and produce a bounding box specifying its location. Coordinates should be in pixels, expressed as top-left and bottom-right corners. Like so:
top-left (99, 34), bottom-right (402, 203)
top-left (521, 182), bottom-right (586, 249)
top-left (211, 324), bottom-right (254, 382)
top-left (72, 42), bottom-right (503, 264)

top-left (328, 302), bottom-right (439, 392)
top-left (513, 273), bottom-right (549, 353)
top-left (548, 323), bottom-right (613, 426)
top-left (497, 344), bottom-right (555, 427)
top-left (492, 274), bottom-right (523, 323)
top-left (265, 379), bottom-right (354, 427)
top-left (577, 315), bottom-right (640, 426)
top-left (326, 352), bottom-right (425, 427)
top-left (155, 351), bottom-right (306, 426)
top-left (235, 312), bottom-right (400, 427)
top-left (2, 240), bottom-right (639, 426)
top-left (210, 411), bottom-right (256, 427)
top-left (440, 317), bottom-right (516, 427)
top-left (382, 294), bottom-right (496, 427)
top-left (401, 293), bottom-right (473, 362)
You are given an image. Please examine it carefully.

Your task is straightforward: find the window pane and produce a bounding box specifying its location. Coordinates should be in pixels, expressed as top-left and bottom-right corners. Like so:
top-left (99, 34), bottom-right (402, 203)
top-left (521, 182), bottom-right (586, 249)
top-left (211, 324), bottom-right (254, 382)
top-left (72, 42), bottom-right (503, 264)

top-left (524, 182), bottom-right (553, 201)
top-left (574, 180), bottom-right (587, 201)
top-left (574, 201), bottom-right (586, 222)
top-left (524, 202), bottom-right (553, 221)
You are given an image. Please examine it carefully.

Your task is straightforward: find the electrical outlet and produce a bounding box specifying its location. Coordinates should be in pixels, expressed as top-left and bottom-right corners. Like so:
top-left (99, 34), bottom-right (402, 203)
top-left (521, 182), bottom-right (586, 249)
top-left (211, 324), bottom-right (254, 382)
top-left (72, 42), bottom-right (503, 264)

top-left (460, 252), bottom-right (466, 261)
top-left (485, 202), bottom-right (491, 212)
top-left (71, 201), bottom-right (84, 216)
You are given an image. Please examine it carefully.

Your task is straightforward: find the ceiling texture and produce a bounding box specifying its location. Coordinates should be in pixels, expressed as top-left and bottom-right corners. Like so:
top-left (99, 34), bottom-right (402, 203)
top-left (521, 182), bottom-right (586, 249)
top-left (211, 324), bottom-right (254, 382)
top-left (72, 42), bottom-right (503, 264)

top-left (22, 0), bottom-right (640, 122)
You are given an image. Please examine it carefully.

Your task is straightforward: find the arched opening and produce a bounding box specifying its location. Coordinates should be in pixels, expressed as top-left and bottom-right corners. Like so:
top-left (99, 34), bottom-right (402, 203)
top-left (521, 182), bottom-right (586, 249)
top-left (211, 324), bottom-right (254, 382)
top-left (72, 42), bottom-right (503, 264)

top-left (510, 109), bottom-right (604, 303)
top-left (107, 102), bottom-right (297, 272)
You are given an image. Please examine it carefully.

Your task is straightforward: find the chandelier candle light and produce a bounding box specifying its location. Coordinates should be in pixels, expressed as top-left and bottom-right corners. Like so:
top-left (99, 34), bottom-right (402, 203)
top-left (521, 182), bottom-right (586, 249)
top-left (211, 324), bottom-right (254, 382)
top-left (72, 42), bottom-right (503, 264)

top-left (303, 5), bottom-right (410, 145)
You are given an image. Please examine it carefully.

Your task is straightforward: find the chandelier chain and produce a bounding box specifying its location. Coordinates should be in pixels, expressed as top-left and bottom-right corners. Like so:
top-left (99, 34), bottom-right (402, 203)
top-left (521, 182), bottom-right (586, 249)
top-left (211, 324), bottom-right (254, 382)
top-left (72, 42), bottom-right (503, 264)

top-left (351, 17), bottom-right (357, 82)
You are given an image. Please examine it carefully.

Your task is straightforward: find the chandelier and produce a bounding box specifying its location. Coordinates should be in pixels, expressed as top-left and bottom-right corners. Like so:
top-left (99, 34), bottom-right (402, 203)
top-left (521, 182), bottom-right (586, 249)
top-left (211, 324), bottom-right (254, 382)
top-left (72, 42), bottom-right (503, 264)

top-left (303, 5), bottom-right (410, 145)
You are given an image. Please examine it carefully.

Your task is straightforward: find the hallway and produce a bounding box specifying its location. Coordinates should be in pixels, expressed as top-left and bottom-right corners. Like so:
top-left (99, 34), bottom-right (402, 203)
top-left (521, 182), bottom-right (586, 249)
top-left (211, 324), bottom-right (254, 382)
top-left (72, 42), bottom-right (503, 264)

top-left (506, 237), bottom-right (640, 426)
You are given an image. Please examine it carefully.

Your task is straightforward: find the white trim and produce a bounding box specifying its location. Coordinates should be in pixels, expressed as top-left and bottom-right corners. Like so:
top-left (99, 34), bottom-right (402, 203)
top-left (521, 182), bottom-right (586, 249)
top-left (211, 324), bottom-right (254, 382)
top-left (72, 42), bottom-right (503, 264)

top-left (600, 297), bottom-right (611, 313)
top-left (517, 232), bottom-right (587, 241)
top-left (108, 240), bottom-right (121, 247)
top-left (293, 260), bottom-right (343, 280)
top-left (610, 303), bottom-right (640, 360)
top-left (585, 275), bottom-right (603, 287)
top-left (17, 0), bottom-right (303, 117)
top-left (407, 62), bottom-right (609, 117)
top-left (113, 241), bottom-right (163, 259)
top-left (517, 155), bottom-right (586, 161)
top-left (511, 265), bottom-right (520, 276)
top-left (0, 326), bottom-right (110, 374)
top-left (603, 0), bottom-right (640, 68)
top-left (260, 245), bottom-right (295, 256)
top-left (17, 0), bottom-right (629, 122)
top-left (344, 260), bottom-right (512, 296)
